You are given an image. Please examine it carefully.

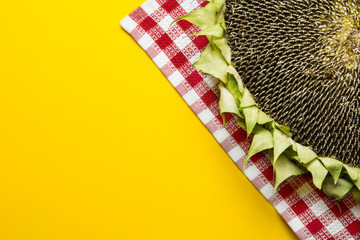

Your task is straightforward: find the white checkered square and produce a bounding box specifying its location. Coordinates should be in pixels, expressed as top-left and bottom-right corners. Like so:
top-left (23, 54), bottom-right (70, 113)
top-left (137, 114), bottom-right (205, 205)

top-left (213, 128), bottom-right (230, 143)
top-left (168, 70), bottom-right (184, 87)
top-left (275, 200), bottom-right (290, 214)
top-left (182, 89), bottom-right (199, 105)
top-left (181, 0), bottom-right (199, 13)
top-left (350, 206), bottom-right (360, 219)
top-left (158, 15), bottom-right (174, 30)
top-left (197, 109), bottom-right (215, 125)
top-left (141, 0), bottom-right (161, 14)
top-left (120, 16), bottom-right (137, 33)
top-left (228, 145), bottom-right (246, 163)
top-left (326, 220), bottom-right (343, 236)
top-left (174, 34), bottom-right (192, 51)
top-left (260, 183), bottom-right (274, 199)
top-left (309, 200), bottom-right (329, 217)
top-left (202, 75), bottom-right (217, 88)
top-left (153, 51), bottom-right (169, 68)
top-left (245, 164), bottom-right (261, 181)
top-left (189, 51), bottom-right (201, 64)
top-left (138, 34), bottom-right (154, 50)
top-left (288, 217), bottom-right (305, 232)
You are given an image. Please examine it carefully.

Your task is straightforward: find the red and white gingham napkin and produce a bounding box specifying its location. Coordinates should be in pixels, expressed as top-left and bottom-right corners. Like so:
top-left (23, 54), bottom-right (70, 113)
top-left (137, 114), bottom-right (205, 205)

top-left (121, 0), bottom-right (360, 239)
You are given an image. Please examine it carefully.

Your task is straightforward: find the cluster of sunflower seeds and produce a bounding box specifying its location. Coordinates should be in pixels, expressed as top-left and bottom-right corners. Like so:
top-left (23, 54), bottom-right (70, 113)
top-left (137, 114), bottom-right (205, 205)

top-left (225, 0), bottom-right (360, 167)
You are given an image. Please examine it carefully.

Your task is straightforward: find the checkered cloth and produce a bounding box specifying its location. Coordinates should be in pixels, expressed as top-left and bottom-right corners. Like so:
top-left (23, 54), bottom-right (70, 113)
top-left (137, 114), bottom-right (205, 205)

top-left (121, 0), bottom-right (360, 239)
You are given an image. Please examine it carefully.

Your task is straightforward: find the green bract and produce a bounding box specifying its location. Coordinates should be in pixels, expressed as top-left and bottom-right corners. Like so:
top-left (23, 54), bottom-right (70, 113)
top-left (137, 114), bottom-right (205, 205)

top-left (174, 0), bottom-right (360, 202)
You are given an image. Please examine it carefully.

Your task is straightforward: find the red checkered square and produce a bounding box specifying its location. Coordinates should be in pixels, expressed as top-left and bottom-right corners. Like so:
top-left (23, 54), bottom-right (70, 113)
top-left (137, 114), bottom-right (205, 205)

top-left (168, 5), bottom-right (187, 19)
top-left (215, 112), bottom-right (233, 126)
top-left (177, 19), bottom-right (193, 31)
top-left (292, 199), bottom-right (308, 215)
top-left (140, 16), bottom-right (157, 31)
top-left (200, 0), bottom-right (209, 7)
top-left (278, 183), bottom-right (295, 199)
top-left (161, 0), bottom-right (179, 13)
top-left (330, 201), bottom-right (349, 218)
top-left (346, 219), bottom-right (360, 236)
top-left (192, 35), bottom-right (209, 50)
top-left (251, 152), bottom-right (266, 164)
top-left (186, 71), bottom-right (202, 87)
top-left (201, 89), bottom-right (218, 106)
top-left (171, 51), bottom-right (188, 68)
top-left (156, 33), bottom-right (173, 49)
top-left (232, 128), bottom-right (247, 144)
top-left (307, 219), bottom-right (324, 234)
top-left (262, 165), bottom-right (274, 182)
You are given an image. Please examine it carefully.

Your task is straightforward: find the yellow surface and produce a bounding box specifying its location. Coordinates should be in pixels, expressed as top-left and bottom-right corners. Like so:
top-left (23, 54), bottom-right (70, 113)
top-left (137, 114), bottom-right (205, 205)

top-left (0, 1), bottom-right (297, 239)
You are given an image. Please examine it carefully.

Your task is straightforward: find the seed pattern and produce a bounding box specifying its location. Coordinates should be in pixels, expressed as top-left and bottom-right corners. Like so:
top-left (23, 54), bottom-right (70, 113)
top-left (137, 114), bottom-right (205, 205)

top-left (225, 0), bottom-right (360, 167)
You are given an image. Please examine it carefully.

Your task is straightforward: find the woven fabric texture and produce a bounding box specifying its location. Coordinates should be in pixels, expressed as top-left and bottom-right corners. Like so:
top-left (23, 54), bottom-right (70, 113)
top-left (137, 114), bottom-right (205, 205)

top-left (120, 0), bottom-right (360, 239)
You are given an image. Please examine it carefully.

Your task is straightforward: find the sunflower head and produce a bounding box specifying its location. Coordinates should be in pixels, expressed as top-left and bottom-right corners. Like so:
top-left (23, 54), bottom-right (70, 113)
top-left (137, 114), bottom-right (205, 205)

top-left (225, 0), bottom-right (360, 167)
top-left (174, 0), bottom-right (360, 201)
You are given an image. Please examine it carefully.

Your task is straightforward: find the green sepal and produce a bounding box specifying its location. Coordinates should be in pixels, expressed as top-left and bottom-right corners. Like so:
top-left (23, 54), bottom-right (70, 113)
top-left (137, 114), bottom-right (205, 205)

top-left (214, 38), bottom-right (231, 64)
top-left (296, 143), bottom-right (317, 164)
top-left (275, 123), bottom-right (291, 136)
top-left (173, 2), bottom-right (217, 29)
top-left (218, 82), bottom-right (240, 125)
top-left (194, 46), bottom-right (228, 83)
top-left (240, 89), bottom-right (256, 108)
top-left (243, 106), bottom-right (258, 135)
top-left (226, 65), bottom-right (244, 93)
top-left (236, 117), bottom-right (246, 129)
top-left (213, 0), bottom-right (225, 11)
top-left (257, 110), bottom-right (273, 125)
top-left (193, 23), bottom-right (225, 38)
top-left (344, 165), bottom-right (360, 182)
top-left (346, 166), bottom-right (360, 189)
top-left (351, 187), bottom-right (360, 202)
top-left (273, 129), bottom-right (293, 165)
top-left (273, 154), bottom-right (306, 192)
top-left (225, 74), bottom-right (242, 106)
top-left (200, 42), bottom-right (213, 57)
top-left (305, 159), bottom-right (328, 189)
top-left (354, 178), bottom-right (360, 190)
top-left (320, 157), bottom-right (343, 184)
top-left (322, 176), bottom-right (353, 200)
top-left (243, 126), bottom-right (274, 170)
top-left (217, 2), bottom-right (226, 30)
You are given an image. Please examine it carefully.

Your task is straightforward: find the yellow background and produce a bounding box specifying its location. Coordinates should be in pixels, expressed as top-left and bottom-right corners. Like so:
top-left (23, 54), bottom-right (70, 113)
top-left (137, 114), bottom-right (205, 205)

top-left (0, 1), bottom-right (297, 239)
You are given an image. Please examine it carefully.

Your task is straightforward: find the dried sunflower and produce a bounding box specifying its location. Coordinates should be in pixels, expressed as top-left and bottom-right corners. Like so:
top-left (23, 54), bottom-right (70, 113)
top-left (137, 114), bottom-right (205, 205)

top-left (174, 0), bottom-right (360, 201)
